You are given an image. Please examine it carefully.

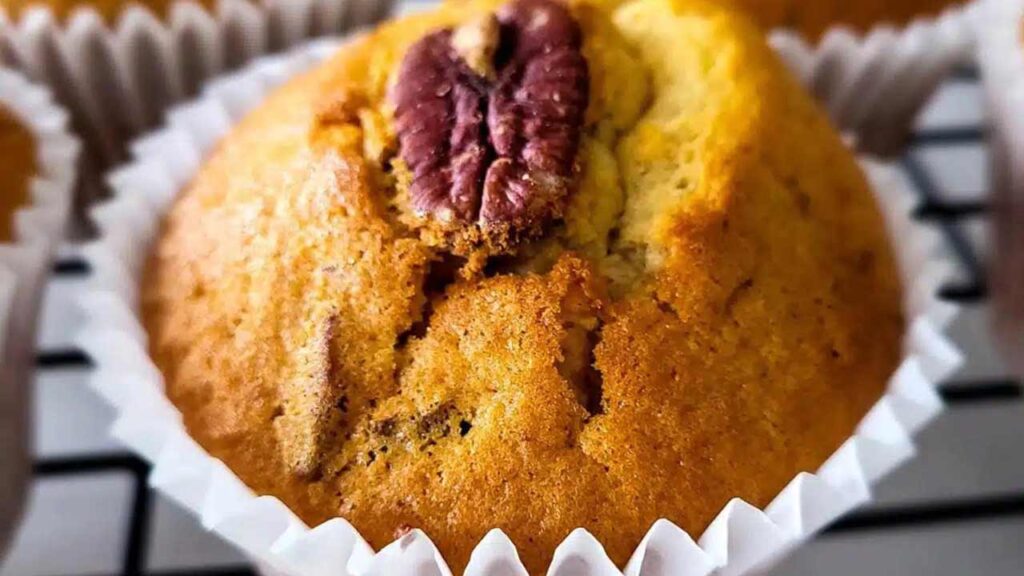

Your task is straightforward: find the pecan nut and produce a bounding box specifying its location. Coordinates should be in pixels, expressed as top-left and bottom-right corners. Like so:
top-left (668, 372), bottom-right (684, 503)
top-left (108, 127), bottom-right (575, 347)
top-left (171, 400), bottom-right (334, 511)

top-left (391, 0), bottom-right (589, 253)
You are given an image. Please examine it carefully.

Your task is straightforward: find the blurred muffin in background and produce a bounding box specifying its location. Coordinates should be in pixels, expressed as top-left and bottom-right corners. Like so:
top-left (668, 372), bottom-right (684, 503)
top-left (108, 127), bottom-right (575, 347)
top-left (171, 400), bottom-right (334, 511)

top-left (0, 103), bottom-right (35, 241)
top-left (733, 0), bottom-right (967, 39)
top-left (590, 0), bottom-right (966, 39)
top-left (0, 0), bottom-right (220, 21)
top-left (142, 0), bottom-right (904, 572)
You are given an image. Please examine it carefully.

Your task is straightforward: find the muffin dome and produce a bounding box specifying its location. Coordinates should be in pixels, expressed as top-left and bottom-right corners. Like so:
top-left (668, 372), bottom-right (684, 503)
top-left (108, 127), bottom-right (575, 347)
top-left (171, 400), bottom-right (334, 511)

top-left (0, 104), bottom-right (35, 241)
top-left (142, 0), bottom-right (903, 573)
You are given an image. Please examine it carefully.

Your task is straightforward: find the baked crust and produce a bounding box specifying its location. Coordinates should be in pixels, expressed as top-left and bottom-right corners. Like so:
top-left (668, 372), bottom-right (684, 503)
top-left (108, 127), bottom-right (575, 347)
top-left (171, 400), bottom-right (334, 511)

top-left (143, 0), bottom-right (903, 572)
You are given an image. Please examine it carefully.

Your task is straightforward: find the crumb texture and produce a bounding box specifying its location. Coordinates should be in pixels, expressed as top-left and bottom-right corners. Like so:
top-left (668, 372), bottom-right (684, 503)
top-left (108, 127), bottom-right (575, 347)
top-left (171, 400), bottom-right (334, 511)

top-left (0, 104), bottom-right (35, 242)
top-left (142, 0), bottom-right (904, 573)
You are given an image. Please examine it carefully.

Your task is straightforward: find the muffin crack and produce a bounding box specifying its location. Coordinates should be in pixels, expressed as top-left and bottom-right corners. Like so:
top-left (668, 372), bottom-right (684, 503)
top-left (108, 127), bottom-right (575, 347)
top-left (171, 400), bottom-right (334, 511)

top-left (558, 317), bottom-right (605, 418)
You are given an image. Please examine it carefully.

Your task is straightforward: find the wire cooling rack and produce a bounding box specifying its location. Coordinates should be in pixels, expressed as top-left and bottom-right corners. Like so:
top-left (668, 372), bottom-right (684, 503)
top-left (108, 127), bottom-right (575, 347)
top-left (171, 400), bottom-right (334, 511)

top-left (1, 58), bottom-right (1022, 576)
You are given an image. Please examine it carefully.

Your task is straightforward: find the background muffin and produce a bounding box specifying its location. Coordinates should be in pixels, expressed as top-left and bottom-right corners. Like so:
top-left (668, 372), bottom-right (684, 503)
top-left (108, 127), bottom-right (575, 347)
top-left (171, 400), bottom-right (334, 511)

top-left (573, 0), bottom-right (967, 39)
top-left (975, 0), bottom-right (1024, 378)
top-left (142, 0), bottom-right (903, 573)
top-left (730, 0), bottom-right (966, 40)
top-left (0, 0), bottom-right (393, 233)
top-left (523, 0), bottom-right (974, 155)
top-left (0, 0), bottom-right (218, 21)
top-left (0, 65), bottom-right (78, 562)
top-left (0, 103), bottom-right (34, 241)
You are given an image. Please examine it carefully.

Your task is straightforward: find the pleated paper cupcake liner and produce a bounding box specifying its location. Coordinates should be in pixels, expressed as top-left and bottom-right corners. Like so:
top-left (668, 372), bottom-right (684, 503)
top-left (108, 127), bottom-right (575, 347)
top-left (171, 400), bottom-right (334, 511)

top-left (975, 0), bottom-right (1024, 375)
top-left (75, 40), bottom-right (963, 576)
top-left (0, 66), bottom-right (80, 554)
top-left (770, 2), bottom-right (977, 156)
top-left (0, 0), bottom-right (392, 217)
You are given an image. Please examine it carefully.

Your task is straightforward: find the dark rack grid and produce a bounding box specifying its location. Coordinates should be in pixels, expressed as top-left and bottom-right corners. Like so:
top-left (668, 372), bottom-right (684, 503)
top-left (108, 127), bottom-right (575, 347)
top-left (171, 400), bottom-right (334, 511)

top-left (23, 66), bottom-right (1024, 576)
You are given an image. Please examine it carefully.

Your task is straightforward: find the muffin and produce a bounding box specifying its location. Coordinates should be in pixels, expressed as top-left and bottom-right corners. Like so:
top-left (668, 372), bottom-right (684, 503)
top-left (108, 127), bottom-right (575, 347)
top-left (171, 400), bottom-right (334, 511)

top-left (0, 103), bottom-right (35, 241)
top-left (583, 0), bottom-right (966, 39)
top-left (142, 0), bottom-right (903, 573)
top-left (0, 1), bottom-right (394, 220)
top-left (0, 0), bottom-right (218, 21)
top-left (976, 0), bottom-right (1024, 376)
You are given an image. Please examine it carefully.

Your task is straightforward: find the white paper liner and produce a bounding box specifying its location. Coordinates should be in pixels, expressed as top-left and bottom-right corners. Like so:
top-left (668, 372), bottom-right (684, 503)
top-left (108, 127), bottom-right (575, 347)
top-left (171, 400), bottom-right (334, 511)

top-left (975, 0), bottom-right (1024, 375)
top-left (0, 0), bottom-right (393, 190)
top-left (770, 2), bottom-right (977, 155)
top-left (75, 41), bottom-right (964, 576)
top-left (0, 66), bottom-right (80, 554)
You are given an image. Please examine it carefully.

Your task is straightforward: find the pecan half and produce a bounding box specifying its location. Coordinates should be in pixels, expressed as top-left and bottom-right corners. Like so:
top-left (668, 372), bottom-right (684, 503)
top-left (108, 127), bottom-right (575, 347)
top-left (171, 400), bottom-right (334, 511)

top-left (391, 0), bottom-right (589, 255)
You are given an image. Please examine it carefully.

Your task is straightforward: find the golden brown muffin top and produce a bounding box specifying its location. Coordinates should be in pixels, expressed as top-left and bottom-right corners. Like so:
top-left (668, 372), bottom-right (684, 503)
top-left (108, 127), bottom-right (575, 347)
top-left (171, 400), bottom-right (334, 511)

top-left (0, 0), bottom-right (219, 21)
top-left (0, 104), bottom-right (34, 242)
top-left (143, 0), bottom-right (903, 573)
